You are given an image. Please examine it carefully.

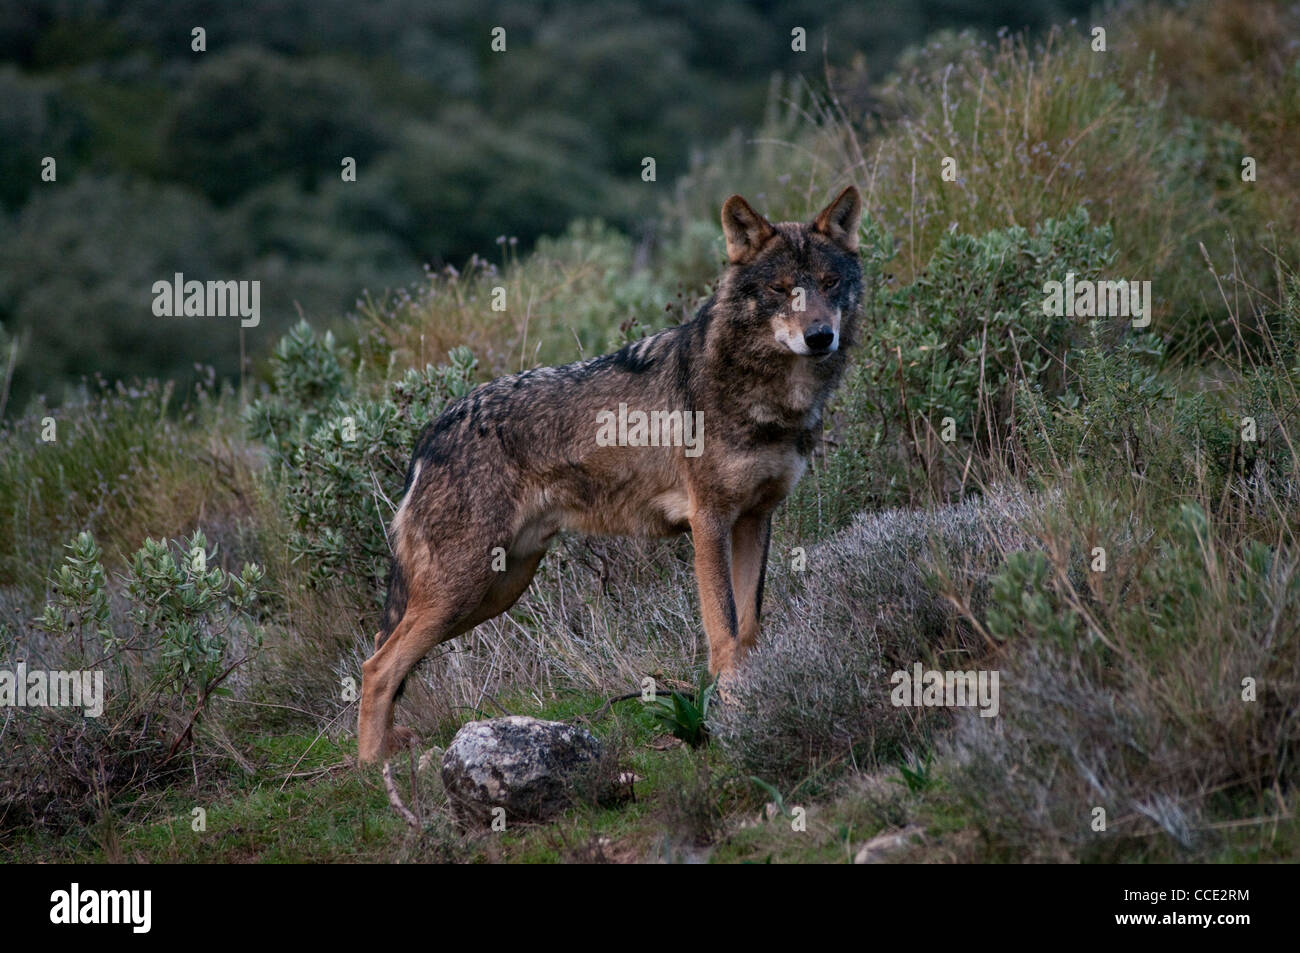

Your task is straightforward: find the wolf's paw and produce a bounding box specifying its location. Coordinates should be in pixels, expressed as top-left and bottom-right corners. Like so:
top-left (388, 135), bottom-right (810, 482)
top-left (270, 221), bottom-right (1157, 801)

top-left (713, 668), bottom-right (742, 706)
top-left (716, 687), bottom-right (740, 707)
top-left (384, 724), bottom-right (418, 757)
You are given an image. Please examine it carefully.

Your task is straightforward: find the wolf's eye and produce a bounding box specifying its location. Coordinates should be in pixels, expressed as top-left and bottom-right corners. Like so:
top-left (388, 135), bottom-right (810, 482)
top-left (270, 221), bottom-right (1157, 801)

top-left (820, 275), bottom-right (840, 291)
top-left (768, 283), bottom-right (791, 296)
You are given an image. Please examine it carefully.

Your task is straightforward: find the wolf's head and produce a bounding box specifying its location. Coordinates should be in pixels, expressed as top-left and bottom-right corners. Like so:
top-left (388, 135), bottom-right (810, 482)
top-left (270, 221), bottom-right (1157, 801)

top-left (716, 186), bottom-right (863, 359)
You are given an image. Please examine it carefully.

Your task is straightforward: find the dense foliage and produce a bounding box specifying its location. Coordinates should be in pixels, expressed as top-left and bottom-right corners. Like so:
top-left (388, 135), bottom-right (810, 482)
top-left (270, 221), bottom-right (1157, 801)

top-left (0, 0), bottom-right (1094, 411)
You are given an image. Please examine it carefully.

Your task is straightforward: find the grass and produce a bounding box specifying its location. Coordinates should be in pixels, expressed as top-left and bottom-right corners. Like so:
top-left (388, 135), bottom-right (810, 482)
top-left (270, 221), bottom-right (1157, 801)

top-left (0, 374), bottom-right (260, 608)
top-left (7, 692), bottom-right (738, 864)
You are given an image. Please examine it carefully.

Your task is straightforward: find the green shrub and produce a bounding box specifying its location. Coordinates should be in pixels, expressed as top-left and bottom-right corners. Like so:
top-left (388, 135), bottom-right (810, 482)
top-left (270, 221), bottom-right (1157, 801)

top-left (985, 549), bottom-right (1079, 647)
top-left (36, 530), bottom-right (112, 656)
top-left (4, 529), bottom-right (264, 833)
top-left (873, 208), bottom-right (1114, 436)
top-left (242, 319), bottom-right (353, 453)
top-left (122, 531), bottom-right (263, 707)
top-left (783, 207), bottom-right (1115, 538)
top-left (38, 529), bottom-right (264, 715)
top-left (947, 493), bottom-right (1300, 861)
top-left (247, 321), bottom-right (477, 611)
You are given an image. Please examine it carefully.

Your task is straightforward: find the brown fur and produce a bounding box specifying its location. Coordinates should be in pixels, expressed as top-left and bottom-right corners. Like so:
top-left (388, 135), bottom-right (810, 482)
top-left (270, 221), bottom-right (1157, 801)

top-left (357, 187), bottom-right (864, 763)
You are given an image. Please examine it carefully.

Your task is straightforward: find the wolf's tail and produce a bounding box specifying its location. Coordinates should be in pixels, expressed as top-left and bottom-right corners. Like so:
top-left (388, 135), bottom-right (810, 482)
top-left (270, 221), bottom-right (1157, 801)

top-left (375, 445), bottom-right (428, 653)
top-left (375, 554), bottom-right (409, 652)
top-left (374, 553), bottom-right (414, 702)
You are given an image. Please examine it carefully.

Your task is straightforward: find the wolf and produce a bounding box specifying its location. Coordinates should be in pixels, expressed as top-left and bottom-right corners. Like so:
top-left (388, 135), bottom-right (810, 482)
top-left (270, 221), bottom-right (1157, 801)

top-left (357, 186), bottom-right (864, 763)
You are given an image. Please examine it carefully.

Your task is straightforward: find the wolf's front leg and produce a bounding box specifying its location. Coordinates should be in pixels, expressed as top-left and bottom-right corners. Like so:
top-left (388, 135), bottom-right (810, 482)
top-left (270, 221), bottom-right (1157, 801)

top-left (690, 511), bottom-right (740, 676)
top-left (731, 511), bottom-right (772, 657)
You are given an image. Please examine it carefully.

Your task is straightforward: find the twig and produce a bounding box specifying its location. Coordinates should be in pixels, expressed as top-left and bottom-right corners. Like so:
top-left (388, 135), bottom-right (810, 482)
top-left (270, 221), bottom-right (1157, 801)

top-left (163, 654), bottom-right (250, 760)
top-left (583, 691), bottom-right (646, 721)
top-left (383, 760), bottom-right (420, 831)
top-left (277, 699), bottom-right (355, 793)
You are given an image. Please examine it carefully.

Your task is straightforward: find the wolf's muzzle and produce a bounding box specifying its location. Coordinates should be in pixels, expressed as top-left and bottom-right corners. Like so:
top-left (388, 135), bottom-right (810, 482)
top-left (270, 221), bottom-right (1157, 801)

top-left (803, 324), bottom-right (836, 354)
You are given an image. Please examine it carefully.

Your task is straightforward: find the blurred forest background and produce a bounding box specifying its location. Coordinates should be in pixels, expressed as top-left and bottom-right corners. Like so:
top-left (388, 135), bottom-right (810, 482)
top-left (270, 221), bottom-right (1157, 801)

top-left (0, 0), bottom-right (1093, 414)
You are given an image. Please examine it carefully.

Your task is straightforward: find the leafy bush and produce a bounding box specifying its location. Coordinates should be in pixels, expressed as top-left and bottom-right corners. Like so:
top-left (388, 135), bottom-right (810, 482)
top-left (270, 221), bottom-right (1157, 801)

top-left (985, 549), bottom-right (1078, 647)
top-left (947, 496), bottom-right (1300, 861)
top-left (38, 530), bottom-right (263, 724)
top-left (123, 532), bottom-right (263, 710)
top-left (243, 319), bottom-right (353, 453)
top-left (36, 530), bottom-right (111, 655)
top-left (783, 207), bottom-right (1115, 537)
top-left (871, 207), bottom-right (1115, 438)
top-left (3, 529), bottom-right (263, 832)
top-left (246, 320), bottom-right (477, 610)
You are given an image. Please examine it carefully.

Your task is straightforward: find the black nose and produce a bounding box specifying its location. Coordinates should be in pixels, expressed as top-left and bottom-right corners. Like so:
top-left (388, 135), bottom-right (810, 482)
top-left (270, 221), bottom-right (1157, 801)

top-left (803, 325), bottom-right (835, 352)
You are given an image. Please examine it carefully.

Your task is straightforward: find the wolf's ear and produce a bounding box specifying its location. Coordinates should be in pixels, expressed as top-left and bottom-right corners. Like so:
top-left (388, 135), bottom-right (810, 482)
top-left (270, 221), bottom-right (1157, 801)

top-left (812, 185), bottom-right (862, 253)
top-left (721, 194), bottom-right (775, 265)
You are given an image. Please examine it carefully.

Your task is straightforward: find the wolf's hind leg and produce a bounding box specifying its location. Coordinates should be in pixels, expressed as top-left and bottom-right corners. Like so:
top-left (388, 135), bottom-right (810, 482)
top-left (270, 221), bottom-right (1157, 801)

top-left (358, 597), bottom-right (463, 763)
top-left (357, 548), bottom-right (546, 764)
top-left (449, 548), bottom-right (546, 636)
top-left (357, 560), bottom-right (496, 763)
